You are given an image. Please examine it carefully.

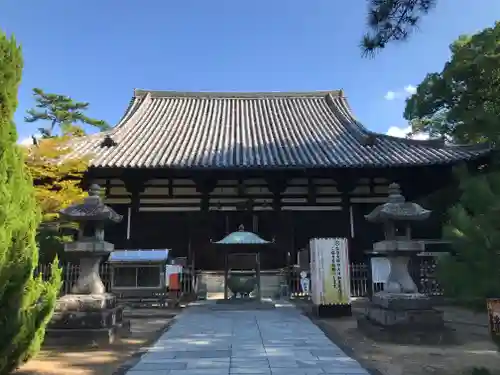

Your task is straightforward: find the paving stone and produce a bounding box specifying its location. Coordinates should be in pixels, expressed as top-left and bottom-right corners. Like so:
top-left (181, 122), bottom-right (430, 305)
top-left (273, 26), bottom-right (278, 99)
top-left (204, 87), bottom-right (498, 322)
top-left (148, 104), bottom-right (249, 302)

top-left (231, 360), bottom-right (270, 368)
top-left (169, 370), bottom-right (228, 375)
top-left (186, 360), bottom-right (230, 369)
top-left (131, 360), bottom-right (186, 370)
top-left (309, 349), bottom-right (346, 357)
top-left (174, 350), bottom-right (231, 359)
top-left (125, 306), bottom-right (368, 375)
top-left (322, 366), bottom-right (370, 374)
top-left (268, 361), bottom-right (300, 368)
top-left (230, 369), bottom-right (272, 374)
top-left (271, 369), bottom-right (325, 375)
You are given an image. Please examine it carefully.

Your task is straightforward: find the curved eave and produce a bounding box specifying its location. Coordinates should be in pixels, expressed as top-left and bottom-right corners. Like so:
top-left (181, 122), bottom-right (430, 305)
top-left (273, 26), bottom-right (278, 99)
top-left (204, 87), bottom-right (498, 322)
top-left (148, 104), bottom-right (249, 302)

top-left (213, 231), bottom-right (272, 245)
top-left (65, 89), bottom-right (493, 169)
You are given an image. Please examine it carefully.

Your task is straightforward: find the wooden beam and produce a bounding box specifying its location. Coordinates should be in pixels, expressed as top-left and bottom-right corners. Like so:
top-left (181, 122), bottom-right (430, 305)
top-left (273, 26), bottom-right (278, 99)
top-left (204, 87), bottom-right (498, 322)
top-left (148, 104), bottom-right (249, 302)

top-left (265, 174), bottom-right (287, 213)
top-left (307, 178), bottom-right (316, 204)
top-left (336, 171), bottom-right (358, 194)
top-left (193, 175), bottom-right (217, 194)
top-left (104, 179), bottom-right (111, 197)
top-left (122, 172), bottom-right (147, 196)
top-left (106, 193), bottom-right (390, 201)
top-left (168, 178), bottom-right (173, 197)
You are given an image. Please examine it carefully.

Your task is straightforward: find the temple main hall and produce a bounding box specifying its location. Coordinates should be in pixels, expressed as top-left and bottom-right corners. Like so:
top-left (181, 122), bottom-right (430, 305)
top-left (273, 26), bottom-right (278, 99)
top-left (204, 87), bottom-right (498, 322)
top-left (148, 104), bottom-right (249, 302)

top-left (68, 89), bottom-right (490, 270)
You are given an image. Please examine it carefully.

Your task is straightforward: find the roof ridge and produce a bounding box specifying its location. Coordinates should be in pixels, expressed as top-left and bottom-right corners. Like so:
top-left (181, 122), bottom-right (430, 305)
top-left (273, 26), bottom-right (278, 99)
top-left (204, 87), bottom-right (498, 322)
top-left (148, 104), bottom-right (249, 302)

top-left (63, 88), bottom-right (491, 169)
top-left (133, 89), bottom-right (343, 99)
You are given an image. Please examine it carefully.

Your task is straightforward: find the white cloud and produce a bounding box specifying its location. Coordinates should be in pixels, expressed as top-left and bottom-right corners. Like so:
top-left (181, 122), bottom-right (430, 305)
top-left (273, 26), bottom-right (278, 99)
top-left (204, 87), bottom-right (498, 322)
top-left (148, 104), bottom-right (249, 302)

top-left (404, 85), bottom-right (417, 95)
top-left (384, 91), bottom-right (397, 101)
top-left (386, 125), bottom-right (429, 140)
top-left (384, 84), bottom-right (417, 100)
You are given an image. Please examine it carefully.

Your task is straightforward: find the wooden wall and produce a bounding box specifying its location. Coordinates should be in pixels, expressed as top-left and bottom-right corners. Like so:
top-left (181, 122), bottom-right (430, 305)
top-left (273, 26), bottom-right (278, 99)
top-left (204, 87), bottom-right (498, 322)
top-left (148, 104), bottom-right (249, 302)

top-left (91, 172), bottom-right (444, 269)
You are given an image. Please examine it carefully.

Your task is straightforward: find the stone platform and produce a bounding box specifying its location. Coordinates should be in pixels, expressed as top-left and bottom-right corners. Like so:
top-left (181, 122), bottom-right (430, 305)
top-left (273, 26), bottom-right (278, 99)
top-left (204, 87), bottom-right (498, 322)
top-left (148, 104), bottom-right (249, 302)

top-left (46, 293), bottom-right (130, 345)
top-left (357, 292), bottom-right (455, 345)
top-left (124, 304), bottom-right (370, 375)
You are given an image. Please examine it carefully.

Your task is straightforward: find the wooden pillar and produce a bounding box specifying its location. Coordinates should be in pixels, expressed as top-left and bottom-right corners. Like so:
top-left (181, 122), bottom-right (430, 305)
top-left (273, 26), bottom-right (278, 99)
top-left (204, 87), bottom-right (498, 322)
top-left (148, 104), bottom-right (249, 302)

top-left (266, 174), bottom-right (287, 269)
top-left (129, 191), bottom-right (140, 248)
top-left (193, 175), bottom-right (217, 271)
top-left (194, 175), bottom-right (217, 212)
top-left (337, 175), bottom-right (357, 242)
top-left (223, 252), bottom-right (229, 299)
top-left (256, 252), bottom-right (261, 300)
top-left (122, 173), bottom-right (146, 249)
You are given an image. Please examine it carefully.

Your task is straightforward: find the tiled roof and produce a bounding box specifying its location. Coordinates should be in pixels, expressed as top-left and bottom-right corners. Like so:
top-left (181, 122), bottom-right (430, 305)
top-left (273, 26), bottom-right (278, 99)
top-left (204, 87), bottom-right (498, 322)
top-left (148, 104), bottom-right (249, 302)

top-left (68, 89), bottom-right (490, 169)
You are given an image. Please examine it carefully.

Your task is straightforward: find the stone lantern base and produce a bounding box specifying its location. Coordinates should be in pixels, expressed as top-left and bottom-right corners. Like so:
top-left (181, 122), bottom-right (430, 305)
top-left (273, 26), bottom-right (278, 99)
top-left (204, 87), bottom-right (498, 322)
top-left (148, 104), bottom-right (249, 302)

top-left (45, 242), bottom-right (130, 346)
top-left (357, 291), bottom-right (454, 345)
top-left (45, 293), bottom-right (130, 346)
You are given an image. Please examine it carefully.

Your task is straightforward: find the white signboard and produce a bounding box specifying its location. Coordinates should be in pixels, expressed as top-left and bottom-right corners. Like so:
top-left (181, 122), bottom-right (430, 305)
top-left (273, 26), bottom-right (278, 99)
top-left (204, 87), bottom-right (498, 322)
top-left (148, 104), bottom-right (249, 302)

top-left (371, 257), bottom-right (391, 284)
top-left (309, 238), bottom-right (351, 305)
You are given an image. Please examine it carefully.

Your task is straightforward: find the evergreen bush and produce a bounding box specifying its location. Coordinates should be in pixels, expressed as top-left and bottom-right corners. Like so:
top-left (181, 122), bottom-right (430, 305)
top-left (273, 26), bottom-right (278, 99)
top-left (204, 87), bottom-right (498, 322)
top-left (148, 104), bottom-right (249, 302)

top-left (0, 31), bottom-right (62, 375)
top-left (437, 166), bottom-right (500, 310)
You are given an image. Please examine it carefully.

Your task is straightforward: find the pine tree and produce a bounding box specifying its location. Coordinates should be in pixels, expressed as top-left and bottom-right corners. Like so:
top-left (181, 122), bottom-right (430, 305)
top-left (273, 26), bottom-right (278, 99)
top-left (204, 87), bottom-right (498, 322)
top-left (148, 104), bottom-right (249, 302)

top-left (25, 88), bottom-right (110, 138)
top-left (361, 0), bottom-right (437, 55)
top-left (0, 31), bottom-right (62, 374)
top-left (437, 166), bottom-right (500, 308)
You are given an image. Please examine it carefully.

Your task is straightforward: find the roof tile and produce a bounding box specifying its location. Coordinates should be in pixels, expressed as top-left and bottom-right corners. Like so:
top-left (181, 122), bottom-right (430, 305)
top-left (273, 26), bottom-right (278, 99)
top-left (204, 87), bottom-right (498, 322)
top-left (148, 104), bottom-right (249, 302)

top-left (68, 90), bottom-right (490, 169)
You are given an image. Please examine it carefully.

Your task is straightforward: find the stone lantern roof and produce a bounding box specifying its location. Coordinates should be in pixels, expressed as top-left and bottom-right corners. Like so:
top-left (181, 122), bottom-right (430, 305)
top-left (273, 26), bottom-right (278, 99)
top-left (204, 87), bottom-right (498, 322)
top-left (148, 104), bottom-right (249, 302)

top-left (365, 183), bottom-right (431, 223)
top-left (59, 184), bottom-right (122, 223)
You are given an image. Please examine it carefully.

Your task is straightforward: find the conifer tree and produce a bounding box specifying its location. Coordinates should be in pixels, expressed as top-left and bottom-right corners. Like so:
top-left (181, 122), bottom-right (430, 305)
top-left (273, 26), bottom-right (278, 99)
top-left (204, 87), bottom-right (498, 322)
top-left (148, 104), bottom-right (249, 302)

top-left (361, 0), bottom-right (437, 55)
top-left (437, 166), bottom-right (500, 308)
top-left (0, 31), bottom-right (62, 374)
top-left (25, 88), bottom-right (110, 138)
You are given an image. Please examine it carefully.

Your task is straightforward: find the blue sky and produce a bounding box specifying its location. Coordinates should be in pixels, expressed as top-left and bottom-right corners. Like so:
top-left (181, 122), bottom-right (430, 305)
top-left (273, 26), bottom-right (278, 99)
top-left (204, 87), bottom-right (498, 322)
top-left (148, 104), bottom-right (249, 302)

top-left (1, 0), bottom-right (499, 143)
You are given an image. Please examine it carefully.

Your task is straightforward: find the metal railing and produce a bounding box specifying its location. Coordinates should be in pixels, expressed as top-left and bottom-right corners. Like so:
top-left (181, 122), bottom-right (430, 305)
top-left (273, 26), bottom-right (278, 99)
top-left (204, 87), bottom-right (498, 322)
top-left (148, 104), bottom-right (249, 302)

top-left (35, 256), bottom-right (444, 300)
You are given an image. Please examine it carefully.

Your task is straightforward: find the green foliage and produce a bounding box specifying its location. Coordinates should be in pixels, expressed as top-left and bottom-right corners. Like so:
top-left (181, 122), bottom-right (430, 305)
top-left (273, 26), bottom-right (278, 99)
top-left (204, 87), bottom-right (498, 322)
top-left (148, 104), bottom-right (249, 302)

top-left (0, 31), bottom-right (62, 374)
top-left (23, 136), bottom-right (88, 221)
top-left (361, 0), bottom-right (437, 56)
top-left (437, 166), bottom-right (500, 307)
top-left (25, 88), bottom-right (110, 138)
top-left (22, 136), bottom-right (88, 262)
top-left (404, 22), bottom-right (500, 144)
top-left (22, 86), bottom-right (98, 261)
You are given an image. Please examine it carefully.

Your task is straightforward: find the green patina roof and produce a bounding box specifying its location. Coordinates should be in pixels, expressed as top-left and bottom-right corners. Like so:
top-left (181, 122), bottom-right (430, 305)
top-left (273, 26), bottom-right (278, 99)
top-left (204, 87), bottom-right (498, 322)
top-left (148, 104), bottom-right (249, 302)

top-left (215, 226), bottom-right (271, 245)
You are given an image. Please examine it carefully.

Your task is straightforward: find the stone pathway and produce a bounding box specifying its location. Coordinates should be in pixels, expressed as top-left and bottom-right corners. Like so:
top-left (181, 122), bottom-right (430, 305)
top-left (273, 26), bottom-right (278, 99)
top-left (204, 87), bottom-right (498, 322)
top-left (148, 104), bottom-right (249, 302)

top-left (127, 304), bottom-right (369, 375)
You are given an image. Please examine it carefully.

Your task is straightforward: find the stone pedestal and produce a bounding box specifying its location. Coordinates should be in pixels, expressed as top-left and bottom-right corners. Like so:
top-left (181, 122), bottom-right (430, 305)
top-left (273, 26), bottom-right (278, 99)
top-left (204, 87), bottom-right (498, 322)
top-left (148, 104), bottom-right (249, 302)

top-left (46, 240), bottom-right (130, 346)
top-left (357, 291), bottom-right (453, 345)
top-left (46, 294), bottom-right (130, 345)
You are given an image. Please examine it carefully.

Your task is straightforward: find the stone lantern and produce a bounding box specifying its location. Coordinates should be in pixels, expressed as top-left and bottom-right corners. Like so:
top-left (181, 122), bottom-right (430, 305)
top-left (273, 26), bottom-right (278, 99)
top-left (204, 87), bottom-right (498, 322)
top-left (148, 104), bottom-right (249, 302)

top-left (357, 183), bottom-right (448, 343)
top-left (364, 182), bottom-right (431, 294)
top-left (59, 183), bottom-right (122, 294)
top-left (46, 184), bottom-right (130, 345)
